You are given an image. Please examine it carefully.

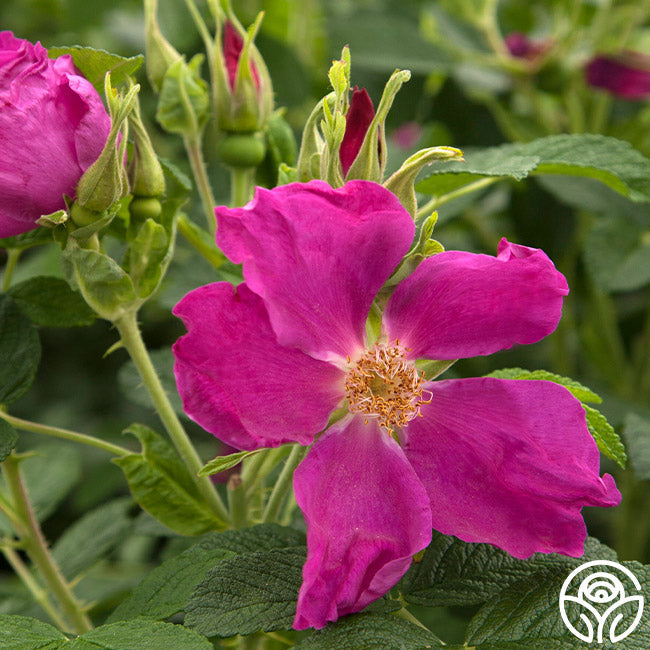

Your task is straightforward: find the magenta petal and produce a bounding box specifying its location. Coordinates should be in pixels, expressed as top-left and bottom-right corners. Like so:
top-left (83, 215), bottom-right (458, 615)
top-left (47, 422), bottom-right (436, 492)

top-left (403, 377), bottom-right (620, 559)
top-left (293, 416), bottom-right (432, 630)
top-left (217, 180), bottom-right (414, 361)
top-left (384, 238), bottom-right (568, 360)
top-left (172, 282), bottom-right (344, 450)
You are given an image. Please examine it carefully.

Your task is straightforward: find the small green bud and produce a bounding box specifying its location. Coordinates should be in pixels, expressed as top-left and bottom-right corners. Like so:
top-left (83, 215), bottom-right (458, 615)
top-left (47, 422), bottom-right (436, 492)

top-left (216, 132), bottom-right (266, 168)
top-left (76, 76), bottom-right (139, 213)
top-left (128, 95), bottom-right (166, 198)
top-left (143, 0), bottom-right (182, 92)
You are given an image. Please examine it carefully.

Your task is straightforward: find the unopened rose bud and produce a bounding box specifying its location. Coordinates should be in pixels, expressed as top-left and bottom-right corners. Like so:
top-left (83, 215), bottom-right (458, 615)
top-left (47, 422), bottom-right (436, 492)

top-left (143, 0), bottom-right (181, 92)
top-left (213, 12), bottom-right (273, 133)
top-left (339, 87), bottom-right (376, 177)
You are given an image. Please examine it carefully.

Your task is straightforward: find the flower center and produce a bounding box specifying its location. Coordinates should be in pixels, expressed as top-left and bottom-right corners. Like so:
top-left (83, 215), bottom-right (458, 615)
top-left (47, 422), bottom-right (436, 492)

top-left (344, 342), bottom-right (431, 432)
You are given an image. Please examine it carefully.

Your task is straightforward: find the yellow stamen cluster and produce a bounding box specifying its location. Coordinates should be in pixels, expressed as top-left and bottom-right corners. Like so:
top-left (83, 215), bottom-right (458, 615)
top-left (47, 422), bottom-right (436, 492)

top-left (345, 342), bottom-right (431, 432)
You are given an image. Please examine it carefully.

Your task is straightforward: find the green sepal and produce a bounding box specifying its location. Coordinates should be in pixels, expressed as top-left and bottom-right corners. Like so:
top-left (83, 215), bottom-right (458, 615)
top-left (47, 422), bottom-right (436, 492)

top-left (257, 111), bottom-right (297, 186)
top-left (112, 423), bottom-right (225, 535)
top-left (76, 76), bottom-right (138, 213)
top-left (35, 209), bottom-right (68, 228)
top-left (156, 55), bottom-right (210, 138)
top-left (486, 368), bottom-right (627, 467)
top-left (384, 146), bottom-right (463, 218)
top-left (345, 68), bottom-right (411, 183)
top-left (0, 228), bottom-right (53, 252)
top-left (277, 163), bottom-right (299, 186)
top-left (295, 94), bottom-right (332, 182)
top-left (61, 236), bottom-right (138, 322)
top-left (198, 447), bottom-right (269, 477)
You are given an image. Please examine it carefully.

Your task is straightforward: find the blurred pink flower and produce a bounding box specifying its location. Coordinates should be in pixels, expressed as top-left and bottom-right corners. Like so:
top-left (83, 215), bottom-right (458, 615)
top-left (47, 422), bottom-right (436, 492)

top-left (0, 31), bottom-right (110, 237)
top-left (505, 31), bottom-right (550, 61)
top-left (586, 52), bottom-right (650, 99)
top-left (173, 180), bottom-right (620, 630)
top-left (391, 121), bottom-right (422, 150)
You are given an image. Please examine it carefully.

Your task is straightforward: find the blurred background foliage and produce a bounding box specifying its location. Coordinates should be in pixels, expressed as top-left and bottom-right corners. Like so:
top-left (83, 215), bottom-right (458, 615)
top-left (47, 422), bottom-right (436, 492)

top-left (1, 0), bottom-right (650, 642)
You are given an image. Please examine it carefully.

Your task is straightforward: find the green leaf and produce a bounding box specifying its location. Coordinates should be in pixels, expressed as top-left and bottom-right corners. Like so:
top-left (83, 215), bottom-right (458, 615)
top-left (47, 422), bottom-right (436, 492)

top-left (417, 134), bottom-right (650, 202)
top-left (485, 367), bottom-right (602, 403)
top-left (185, 546), bottom-right (305, 637)
top-left (485, 368), bottom-right (626, 467)
top-left (67, 619), bottom-right (211, 649)
top-left (0, 294), bottom-right (41, 405)
top-left (465, 562), bottom-right (650, 649)
top-left (584, 404), bottom-right (628, 468)
top-left (0, 419), bottom-right (18, 462)
top-left (8, 276), bottom-right (95, 328)
top-left (0, 614), bottom-right (66, 649)
top-left (118, 349), bottom-right (183, 415)
top-left (61, 238), bottom-right (137, 321)
top-left (156, 55), bottom-right (210, 136)
top-left (295, 612), bottom-right (444, 649)
top-left (198, 448), bottom-right (266, 476)
top-left (624, 413), bottom-right (650, 480)
top-left (52, 498), bottom-right (133, 581)
top-left (0, 228), bottom-right (53, 251)
top-left (112, 424), bottom-right (223, 535)
top-left (47, 46), bottom-right (143, 92)
top-left (400, 531), bottom-right (615, 608)
top-left (108, 524), bottom-right (304, 623)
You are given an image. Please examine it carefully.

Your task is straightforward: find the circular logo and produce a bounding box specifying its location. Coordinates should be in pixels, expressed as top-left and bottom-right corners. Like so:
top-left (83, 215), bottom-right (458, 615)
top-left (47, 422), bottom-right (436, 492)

top-left (559, 560), bottom-right (644, 643)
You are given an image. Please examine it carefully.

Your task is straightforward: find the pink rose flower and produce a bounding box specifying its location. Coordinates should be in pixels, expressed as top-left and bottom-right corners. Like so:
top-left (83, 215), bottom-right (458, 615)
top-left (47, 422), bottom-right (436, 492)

top-left (586, 52), bottom-right (650, 99)
top-left (0, 32), bottom-right (111, 237)
top-left (172, 180), bottom-right (620, 630)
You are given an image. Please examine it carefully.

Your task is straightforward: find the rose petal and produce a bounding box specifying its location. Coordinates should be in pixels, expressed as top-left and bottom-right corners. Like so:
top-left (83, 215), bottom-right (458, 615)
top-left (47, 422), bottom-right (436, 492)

top-left (293, 415), bottom-right (432, 630)
top-left (173, 282), bottom-right (344, 450)
top-left (384, 239), bottom-right (568, 360)
top-left (403, 377), bottom-right (620, 559)
top-left (217, 180), bottom-right (414, 362)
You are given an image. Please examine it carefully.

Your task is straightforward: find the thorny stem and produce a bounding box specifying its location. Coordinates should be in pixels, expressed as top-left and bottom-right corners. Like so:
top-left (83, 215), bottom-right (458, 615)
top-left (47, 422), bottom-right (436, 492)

top-left (0, 411), bottom-right (130, 457)
top-left (416, 177), bottom-right (501, 221)
top-left (261, 445), bottom-right (307, 523)
top-left (184, 135), bottom-right (218, 236)
top-left (230, 167), bottom-right (255, 207)
top-left (1, 456), bottom-right (93, 634)
top-left (1, 545), bottom-right (69, 631)
top-left (1, 249), bottom-right (21, 291)
top-left (114, 310), bottom-right (230, 525)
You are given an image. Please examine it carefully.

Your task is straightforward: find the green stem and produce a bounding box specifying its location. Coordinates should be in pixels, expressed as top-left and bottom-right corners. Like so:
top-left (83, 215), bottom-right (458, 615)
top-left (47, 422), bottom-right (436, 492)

top-left (1, 249), bottom-right (21, 292)
top-left (589, 93), bottom-right (612, 134)
top-left (227, 475), bottom-right (247, 529)
top-left (2, 456), bottom-right (92, 634)
top-left (114, 311), bottom-right (230, 525)
top-left (230, 167), bottom-right (254, 207)
top-left (1, 545), bottom-right (69, 631)
top-left (261, 445), bottom-right (307, 523)
top-left (177, 215), bottom-right (226, 269)
top-left (184, 135), bottom-right (217, 236)
top-left (416, 177), bottom-right (501, 221)
top-left (0, 412), bottom-right (130, 457)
